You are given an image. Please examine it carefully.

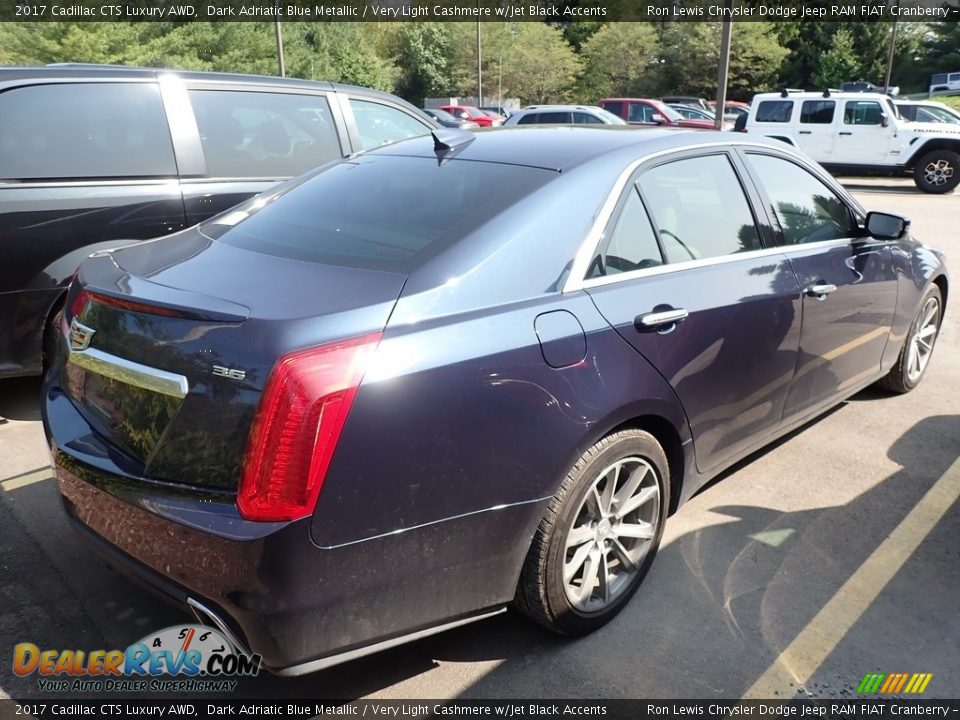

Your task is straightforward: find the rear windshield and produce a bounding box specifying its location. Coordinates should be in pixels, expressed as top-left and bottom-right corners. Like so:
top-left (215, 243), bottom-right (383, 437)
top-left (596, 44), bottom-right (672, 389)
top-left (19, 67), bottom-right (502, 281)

top-left (204, 155), bottom-right (554, 272)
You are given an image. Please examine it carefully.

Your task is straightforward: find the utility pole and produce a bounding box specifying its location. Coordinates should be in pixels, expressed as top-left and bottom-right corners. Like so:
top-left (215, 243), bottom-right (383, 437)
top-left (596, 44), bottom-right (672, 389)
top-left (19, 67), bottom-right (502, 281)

top-left (476, 20), bottom-right (483, 106)
top-left (714, 14), bottom-right (732, 130)
top-left (884, 18), bottom-right (899, 93)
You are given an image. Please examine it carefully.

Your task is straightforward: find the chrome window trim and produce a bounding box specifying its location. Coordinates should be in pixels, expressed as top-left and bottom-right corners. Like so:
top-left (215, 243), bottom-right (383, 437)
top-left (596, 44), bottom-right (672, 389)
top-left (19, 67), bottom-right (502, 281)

top-left (577, 239), bottom-right (854, 292)
top-left (562, 140), bottom-right (858, 294)
top-left (68, 347), bottom-right (189, 400)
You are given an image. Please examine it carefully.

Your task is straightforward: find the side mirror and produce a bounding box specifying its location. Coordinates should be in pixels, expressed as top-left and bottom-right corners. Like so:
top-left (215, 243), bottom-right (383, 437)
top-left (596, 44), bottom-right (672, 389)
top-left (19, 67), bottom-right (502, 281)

top-left (651, 113), bottom-right (666, 124)
top-left (865, 211), bottom-right (909, 240)
top-left (879, 114), bottom-right (889, 127)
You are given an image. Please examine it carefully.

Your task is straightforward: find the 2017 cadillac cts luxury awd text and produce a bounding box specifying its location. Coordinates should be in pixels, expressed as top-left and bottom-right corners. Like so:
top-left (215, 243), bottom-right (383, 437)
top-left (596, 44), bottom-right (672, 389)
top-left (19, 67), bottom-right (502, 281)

top-left (43, 127), bottom-right (947, 675)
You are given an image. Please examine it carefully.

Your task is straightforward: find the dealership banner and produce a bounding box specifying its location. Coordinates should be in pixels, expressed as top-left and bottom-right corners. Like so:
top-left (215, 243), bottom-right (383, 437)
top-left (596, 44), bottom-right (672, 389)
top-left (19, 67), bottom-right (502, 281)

top-left (3, 0), bottom-right (959, 22)
top-left (3, 700), bottom-right (960, 719)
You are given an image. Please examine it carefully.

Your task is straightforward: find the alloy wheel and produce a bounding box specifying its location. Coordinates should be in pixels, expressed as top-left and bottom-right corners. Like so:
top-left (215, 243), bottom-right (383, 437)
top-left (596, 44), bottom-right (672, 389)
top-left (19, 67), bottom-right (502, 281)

top-left (923, 159), bottom-right (954, 187)
top-left (563, 457), bottom-right (661, 612)
top-left (906, 296), bottom-right (940, 383)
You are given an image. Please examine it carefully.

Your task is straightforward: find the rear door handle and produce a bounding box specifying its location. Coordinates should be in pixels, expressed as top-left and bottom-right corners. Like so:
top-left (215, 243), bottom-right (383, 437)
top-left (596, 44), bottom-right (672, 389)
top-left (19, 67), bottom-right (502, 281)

top-left (805, 283), bottom-right (838, 300)
top-left (839, 131), bottom-right (853, 136)
top-left (636, 308), bottom-right (689, 329)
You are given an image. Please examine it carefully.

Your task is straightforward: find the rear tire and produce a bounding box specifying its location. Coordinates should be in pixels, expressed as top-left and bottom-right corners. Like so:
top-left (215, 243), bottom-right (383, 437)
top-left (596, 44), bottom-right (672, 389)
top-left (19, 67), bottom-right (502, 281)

top-left (879, 285), bottom-right (942, 393)
top-left (913, 150), bottom-right (960, 194)
top-left (514, 429), bottom-right (670, 635)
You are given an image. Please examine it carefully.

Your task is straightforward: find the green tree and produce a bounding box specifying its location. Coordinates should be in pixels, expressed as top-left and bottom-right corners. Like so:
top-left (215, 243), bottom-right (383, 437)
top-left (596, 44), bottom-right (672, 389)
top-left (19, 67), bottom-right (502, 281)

top-left (657, 23), bottom-right (786, 100)
top-left (578, 23), bottom-right (661, 101)
top-left (449, 22), bottom-right (580, 105)
top-left (390, 23), bottom-right (459, 105)
top-left (813, 27), bottom-right (860, 89)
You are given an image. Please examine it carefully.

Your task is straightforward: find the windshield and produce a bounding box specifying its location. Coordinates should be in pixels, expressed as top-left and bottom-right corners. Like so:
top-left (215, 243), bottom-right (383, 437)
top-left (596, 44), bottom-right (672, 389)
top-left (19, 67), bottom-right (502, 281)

top-left (920, 106), bottom-right (960, 124)
top-left (203, 156), bottom-right (554, 273)
top-left (593, 107), bottom-right (627, 125)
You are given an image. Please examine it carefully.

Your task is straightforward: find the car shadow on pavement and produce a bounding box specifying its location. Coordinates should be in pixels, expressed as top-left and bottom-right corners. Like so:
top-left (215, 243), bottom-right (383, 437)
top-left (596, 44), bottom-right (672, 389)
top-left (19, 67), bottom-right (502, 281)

top-left (2, 404), bottom-right (957, 701)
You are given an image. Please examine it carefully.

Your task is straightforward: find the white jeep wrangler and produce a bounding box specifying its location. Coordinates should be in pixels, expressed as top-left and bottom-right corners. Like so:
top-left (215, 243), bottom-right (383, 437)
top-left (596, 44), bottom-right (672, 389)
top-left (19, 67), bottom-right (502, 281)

top-left (744, 90), bottom-right (960, 194)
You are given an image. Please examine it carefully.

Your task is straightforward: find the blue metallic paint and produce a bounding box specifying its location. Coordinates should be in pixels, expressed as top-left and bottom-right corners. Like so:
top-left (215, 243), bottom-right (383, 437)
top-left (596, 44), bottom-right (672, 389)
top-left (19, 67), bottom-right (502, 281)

top-left (42, 128), bottom-right (948, 673)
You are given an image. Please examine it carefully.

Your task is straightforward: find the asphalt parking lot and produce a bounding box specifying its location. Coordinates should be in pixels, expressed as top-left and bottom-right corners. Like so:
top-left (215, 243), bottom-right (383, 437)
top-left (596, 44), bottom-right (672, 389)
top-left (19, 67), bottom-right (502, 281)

top-left (1, 177), bottom-right (957, 701)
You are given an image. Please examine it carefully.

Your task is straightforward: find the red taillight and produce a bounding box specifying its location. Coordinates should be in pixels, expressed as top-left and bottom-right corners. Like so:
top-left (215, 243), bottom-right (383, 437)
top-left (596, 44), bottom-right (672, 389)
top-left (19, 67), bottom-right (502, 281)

top-left (237, 333), bottom-right (382, 522)
top-left (69, 288), bottom-right (89, 320)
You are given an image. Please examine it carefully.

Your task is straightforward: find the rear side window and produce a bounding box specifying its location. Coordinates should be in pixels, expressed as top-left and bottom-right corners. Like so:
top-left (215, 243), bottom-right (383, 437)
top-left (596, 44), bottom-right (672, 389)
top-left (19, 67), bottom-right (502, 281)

top-left (535, 112), bottom-right (572, 124)
top-left (0, 83), bottom-right (175, 180)
top-left (589, 188), bottom-right (662, 278)
top-left (573, 112), bottom-right (604, 125)
top-left (350, 99), bottom-right (430, 150)
top-left (638, 154), bottom-right (760, 262)
top-left (800, 100), bottom-right (835, 124)
top-left (207, 156), bottom-right (553, 272)
top-left (755, 101), bottom-right (793, 123)
top-left (189, 89), bottom-right (341, 179)
top-left (745, 154), bottom-right (855, 245)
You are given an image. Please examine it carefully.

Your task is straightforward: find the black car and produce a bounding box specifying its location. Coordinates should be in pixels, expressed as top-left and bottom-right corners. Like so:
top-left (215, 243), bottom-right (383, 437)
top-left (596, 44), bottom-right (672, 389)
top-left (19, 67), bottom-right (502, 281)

top-left (0, 65), bottom-right (436, 379)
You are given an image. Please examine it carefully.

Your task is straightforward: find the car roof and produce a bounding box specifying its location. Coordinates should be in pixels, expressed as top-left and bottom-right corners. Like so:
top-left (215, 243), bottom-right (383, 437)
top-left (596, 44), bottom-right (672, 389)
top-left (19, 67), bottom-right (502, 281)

top-left (0, 64), bottom-right (405, 103)
top-left (373, 126), bottom-right (781, 173)
top-left (753, 91), bottom-right (893, 102)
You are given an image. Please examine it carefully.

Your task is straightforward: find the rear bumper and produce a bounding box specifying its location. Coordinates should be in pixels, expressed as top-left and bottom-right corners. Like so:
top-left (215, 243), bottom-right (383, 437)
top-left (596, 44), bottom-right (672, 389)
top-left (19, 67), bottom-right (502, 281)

top-left (43, 383), bottom-right (538, 674)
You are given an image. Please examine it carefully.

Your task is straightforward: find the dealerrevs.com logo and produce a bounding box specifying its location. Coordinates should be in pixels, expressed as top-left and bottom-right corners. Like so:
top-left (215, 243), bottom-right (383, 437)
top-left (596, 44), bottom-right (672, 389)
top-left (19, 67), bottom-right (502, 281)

top-left (13, 624), bottom-right (261, 693)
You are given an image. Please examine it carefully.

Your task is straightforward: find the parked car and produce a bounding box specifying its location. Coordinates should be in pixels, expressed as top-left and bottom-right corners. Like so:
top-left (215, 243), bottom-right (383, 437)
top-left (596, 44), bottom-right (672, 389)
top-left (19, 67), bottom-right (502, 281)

top-left (438, 105), bottom-right (502, 127)
top-left (840, 81), bottom-right (880, 93)
top-left (929, 71), bottom-right (960, 94)
top-left (504, 105), bottom-right (626, 126)
top-left (480, 105), bottom-right (513, 118)
top-left (708, 100), bottom-right (750, 122)
top-left (45, 126), bottom-right (946, 675)
top-left (661, 96), bottom-right (711, 112)
top-left (481, 109), bottom-right (508, 124)
top-left (0, 64), bottom-right (436, 380)
top-left (896, 100), bottom-right (960, 125)
top-left (424, 107), bottom-right (480, 129)
top-left (667, 103), bottom-right (716, 121)
top-left (746, 90), bottom-right (960, 193)
top-left (598, 98), bottom-right (714, 130)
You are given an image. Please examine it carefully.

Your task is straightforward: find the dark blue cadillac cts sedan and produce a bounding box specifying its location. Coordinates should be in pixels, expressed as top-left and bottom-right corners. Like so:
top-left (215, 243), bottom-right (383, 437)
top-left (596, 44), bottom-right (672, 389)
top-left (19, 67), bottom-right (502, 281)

top-left (43, 127), bottom-right (947, 675)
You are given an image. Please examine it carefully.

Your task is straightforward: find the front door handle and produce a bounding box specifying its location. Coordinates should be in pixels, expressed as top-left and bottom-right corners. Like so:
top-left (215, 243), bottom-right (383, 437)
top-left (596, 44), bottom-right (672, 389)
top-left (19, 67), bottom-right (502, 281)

top-left (799, 130), bottom-right (812, 135)
top-left (805, 283), bottom-right (838, 300)
top-left (636, 308), bottom-right (689, 329)
top-left (839, 131), bottom-right (853, 136)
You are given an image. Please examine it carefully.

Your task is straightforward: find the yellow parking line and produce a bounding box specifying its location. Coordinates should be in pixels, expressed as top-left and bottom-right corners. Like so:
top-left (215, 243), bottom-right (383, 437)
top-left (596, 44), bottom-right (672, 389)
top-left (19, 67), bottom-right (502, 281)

top-left (0, 467), bottom-right (54, 492)
top-left (743, 456), bottom-right (960, 698)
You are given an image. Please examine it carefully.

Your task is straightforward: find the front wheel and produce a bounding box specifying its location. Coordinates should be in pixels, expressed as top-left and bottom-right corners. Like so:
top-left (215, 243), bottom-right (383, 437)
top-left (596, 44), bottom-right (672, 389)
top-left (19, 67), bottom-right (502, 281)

top-left (514, 429), bottom-right (670, 635)
top-left (913, 150), bottom-right (960, 194)
top-left (879, 285), bottom-right (942, 393)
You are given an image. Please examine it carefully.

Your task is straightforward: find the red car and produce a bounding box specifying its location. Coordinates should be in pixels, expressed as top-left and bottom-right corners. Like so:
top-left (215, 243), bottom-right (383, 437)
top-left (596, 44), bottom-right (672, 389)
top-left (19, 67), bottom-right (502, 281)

top-left (598, 98), bottom-right (715, 130)
top-left (438, 105), bottom-right (502, 128)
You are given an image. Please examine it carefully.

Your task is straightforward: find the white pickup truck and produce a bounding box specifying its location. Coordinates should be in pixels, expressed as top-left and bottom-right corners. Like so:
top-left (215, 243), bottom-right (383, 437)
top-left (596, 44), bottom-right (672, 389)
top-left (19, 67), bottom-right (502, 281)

top-left (744, 90), bottom-right (960, 193)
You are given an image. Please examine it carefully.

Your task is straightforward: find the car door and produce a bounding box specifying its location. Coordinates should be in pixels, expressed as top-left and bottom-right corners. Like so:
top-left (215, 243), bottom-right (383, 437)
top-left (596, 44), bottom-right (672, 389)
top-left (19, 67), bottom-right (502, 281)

top-left (740, 150), bottom-right (899, 421)
top-left (0, 80), bottom-right (187, 372)
top-left (795, 99), bottom-right (836, 161)
top-left (583, 150), bottom-right (803, 473)
top-left (831, 99), bottom-right (895, 164)
top-left (179, 84), bottom-right (350, 226)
